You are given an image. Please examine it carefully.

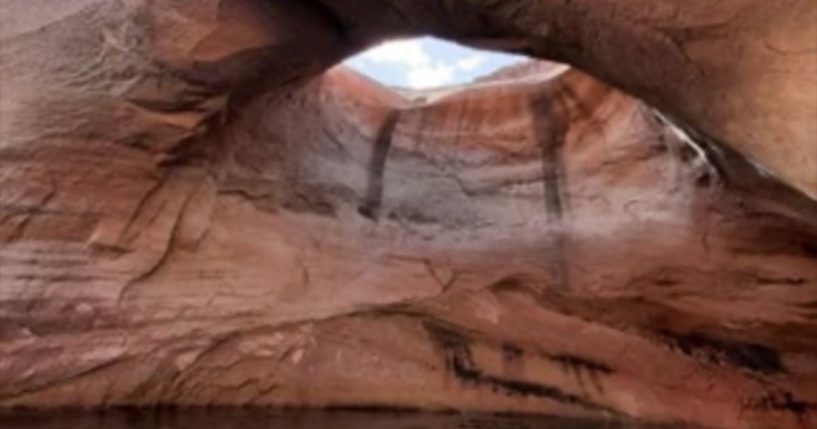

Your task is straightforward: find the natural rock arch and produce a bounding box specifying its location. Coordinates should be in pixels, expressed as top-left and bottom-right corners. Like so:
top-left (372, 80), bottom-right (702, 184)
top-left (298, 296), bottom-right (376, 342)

top-left (1, 2), bottom-right (816, 429)
top-left (3, 1), bottom-right (814, 196)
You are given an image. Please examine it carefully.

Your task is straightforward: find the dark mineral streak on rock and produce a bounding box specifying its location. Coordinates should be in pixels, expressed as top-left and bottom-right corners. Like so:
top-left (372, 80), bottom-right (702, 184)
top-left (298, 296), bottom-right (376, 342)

top-left (660, 330), bottom-right (786, 375)
top-left (531, 93), bottom-right (569, 226)
top-left (530, 92), bottom-right (570, 291)
top-left (359, 111), bottom-right (400, 220)
top-left (744, 391), bottom-right (816, 418)
top-left (502, 344), bottom-right (524, 364)
top-left (424, 323), bottom-right (614, 413)
top-left (548, 354), bottom-right (614, 376)
top-left (548, 354), bottom-right (614, 395)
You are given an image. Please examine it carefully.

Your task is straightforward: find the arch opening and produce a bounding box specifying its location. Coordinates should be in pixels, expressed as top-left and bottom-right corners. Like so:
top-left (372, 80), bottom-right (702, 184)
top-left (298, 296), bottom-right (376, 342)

top-left (343, 36), bottom-right (529, 90)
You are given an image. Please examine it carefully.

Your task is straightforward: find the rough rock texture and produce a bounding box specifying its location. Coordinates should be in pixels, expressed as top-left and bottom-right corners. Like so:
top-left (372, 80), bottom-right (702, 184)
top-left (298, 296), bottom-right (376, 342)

top-left (1, 2), bottom-right (816, 429)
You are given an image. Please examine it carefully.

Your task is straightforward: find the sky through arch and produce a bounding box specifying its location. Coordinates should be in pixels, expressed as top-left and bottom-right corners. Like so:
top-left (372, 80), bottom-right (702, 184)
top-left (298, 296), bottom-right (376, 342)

top-left (344, 37), bottom-right (527, 90)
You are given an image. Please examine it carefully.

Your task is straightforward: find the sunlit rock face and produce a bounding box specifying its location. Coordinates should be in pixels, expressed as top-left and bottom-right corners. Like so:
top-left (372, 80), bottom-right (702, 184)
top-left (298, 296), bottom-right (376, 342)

top-left (1, 2), bottom-right (816, 429)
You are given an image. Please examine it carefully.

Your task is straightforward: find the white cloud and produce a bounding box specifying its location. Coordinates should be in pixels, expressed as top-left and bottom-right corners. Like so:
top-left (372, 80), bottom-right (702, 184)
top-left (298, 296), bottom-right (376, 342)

top-left (456, 55), bottom-right (486, 72)
top-left (363, 39), bottom-right (431, 69)
top-left (355, 39), bottom-right (459, 89)
top-left (407, 64), bottom-right (456, 89)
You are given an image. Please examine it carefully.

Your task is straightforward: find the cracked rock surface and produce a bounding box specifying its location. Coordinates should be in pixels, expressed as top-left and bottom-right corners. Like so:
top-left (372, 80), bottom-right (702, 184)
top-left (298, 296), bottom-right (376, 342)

top-left (1, 2), bottom-right (816, 429)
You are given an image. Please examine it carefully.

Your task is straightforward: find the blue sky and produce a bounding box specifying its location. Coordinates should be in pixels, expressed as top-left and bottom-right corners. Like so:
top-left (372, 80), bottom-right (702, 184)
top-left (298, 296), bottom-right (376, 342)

top-left (344, 37), bottom-right (526, 89)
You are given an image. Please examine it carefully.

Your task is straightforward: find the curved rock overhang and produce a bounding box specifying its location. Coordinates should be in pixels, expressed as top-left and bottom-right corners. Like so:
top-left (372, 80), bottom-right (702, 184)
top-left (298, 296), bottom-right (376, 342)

top-left (0, 2), bottom-right (816, 429)
top-left (3, 0), bottom-right (813, 197)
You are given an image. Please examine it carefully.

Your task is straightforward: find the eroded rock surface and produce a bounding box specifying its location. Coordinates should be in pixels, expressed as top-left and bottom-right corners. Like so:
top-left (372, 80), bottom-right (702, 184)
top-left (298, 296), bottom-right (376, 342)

top-left (1, 2), bottom-right (816, 429)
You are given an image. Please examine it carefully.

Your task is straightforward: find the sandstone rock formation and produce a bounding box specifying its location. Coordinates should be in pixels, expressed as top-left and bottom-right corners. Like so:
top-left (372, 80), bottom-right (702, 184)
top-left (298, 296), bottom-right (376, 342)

top-left (1, 2), bottom-right (816, 429)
